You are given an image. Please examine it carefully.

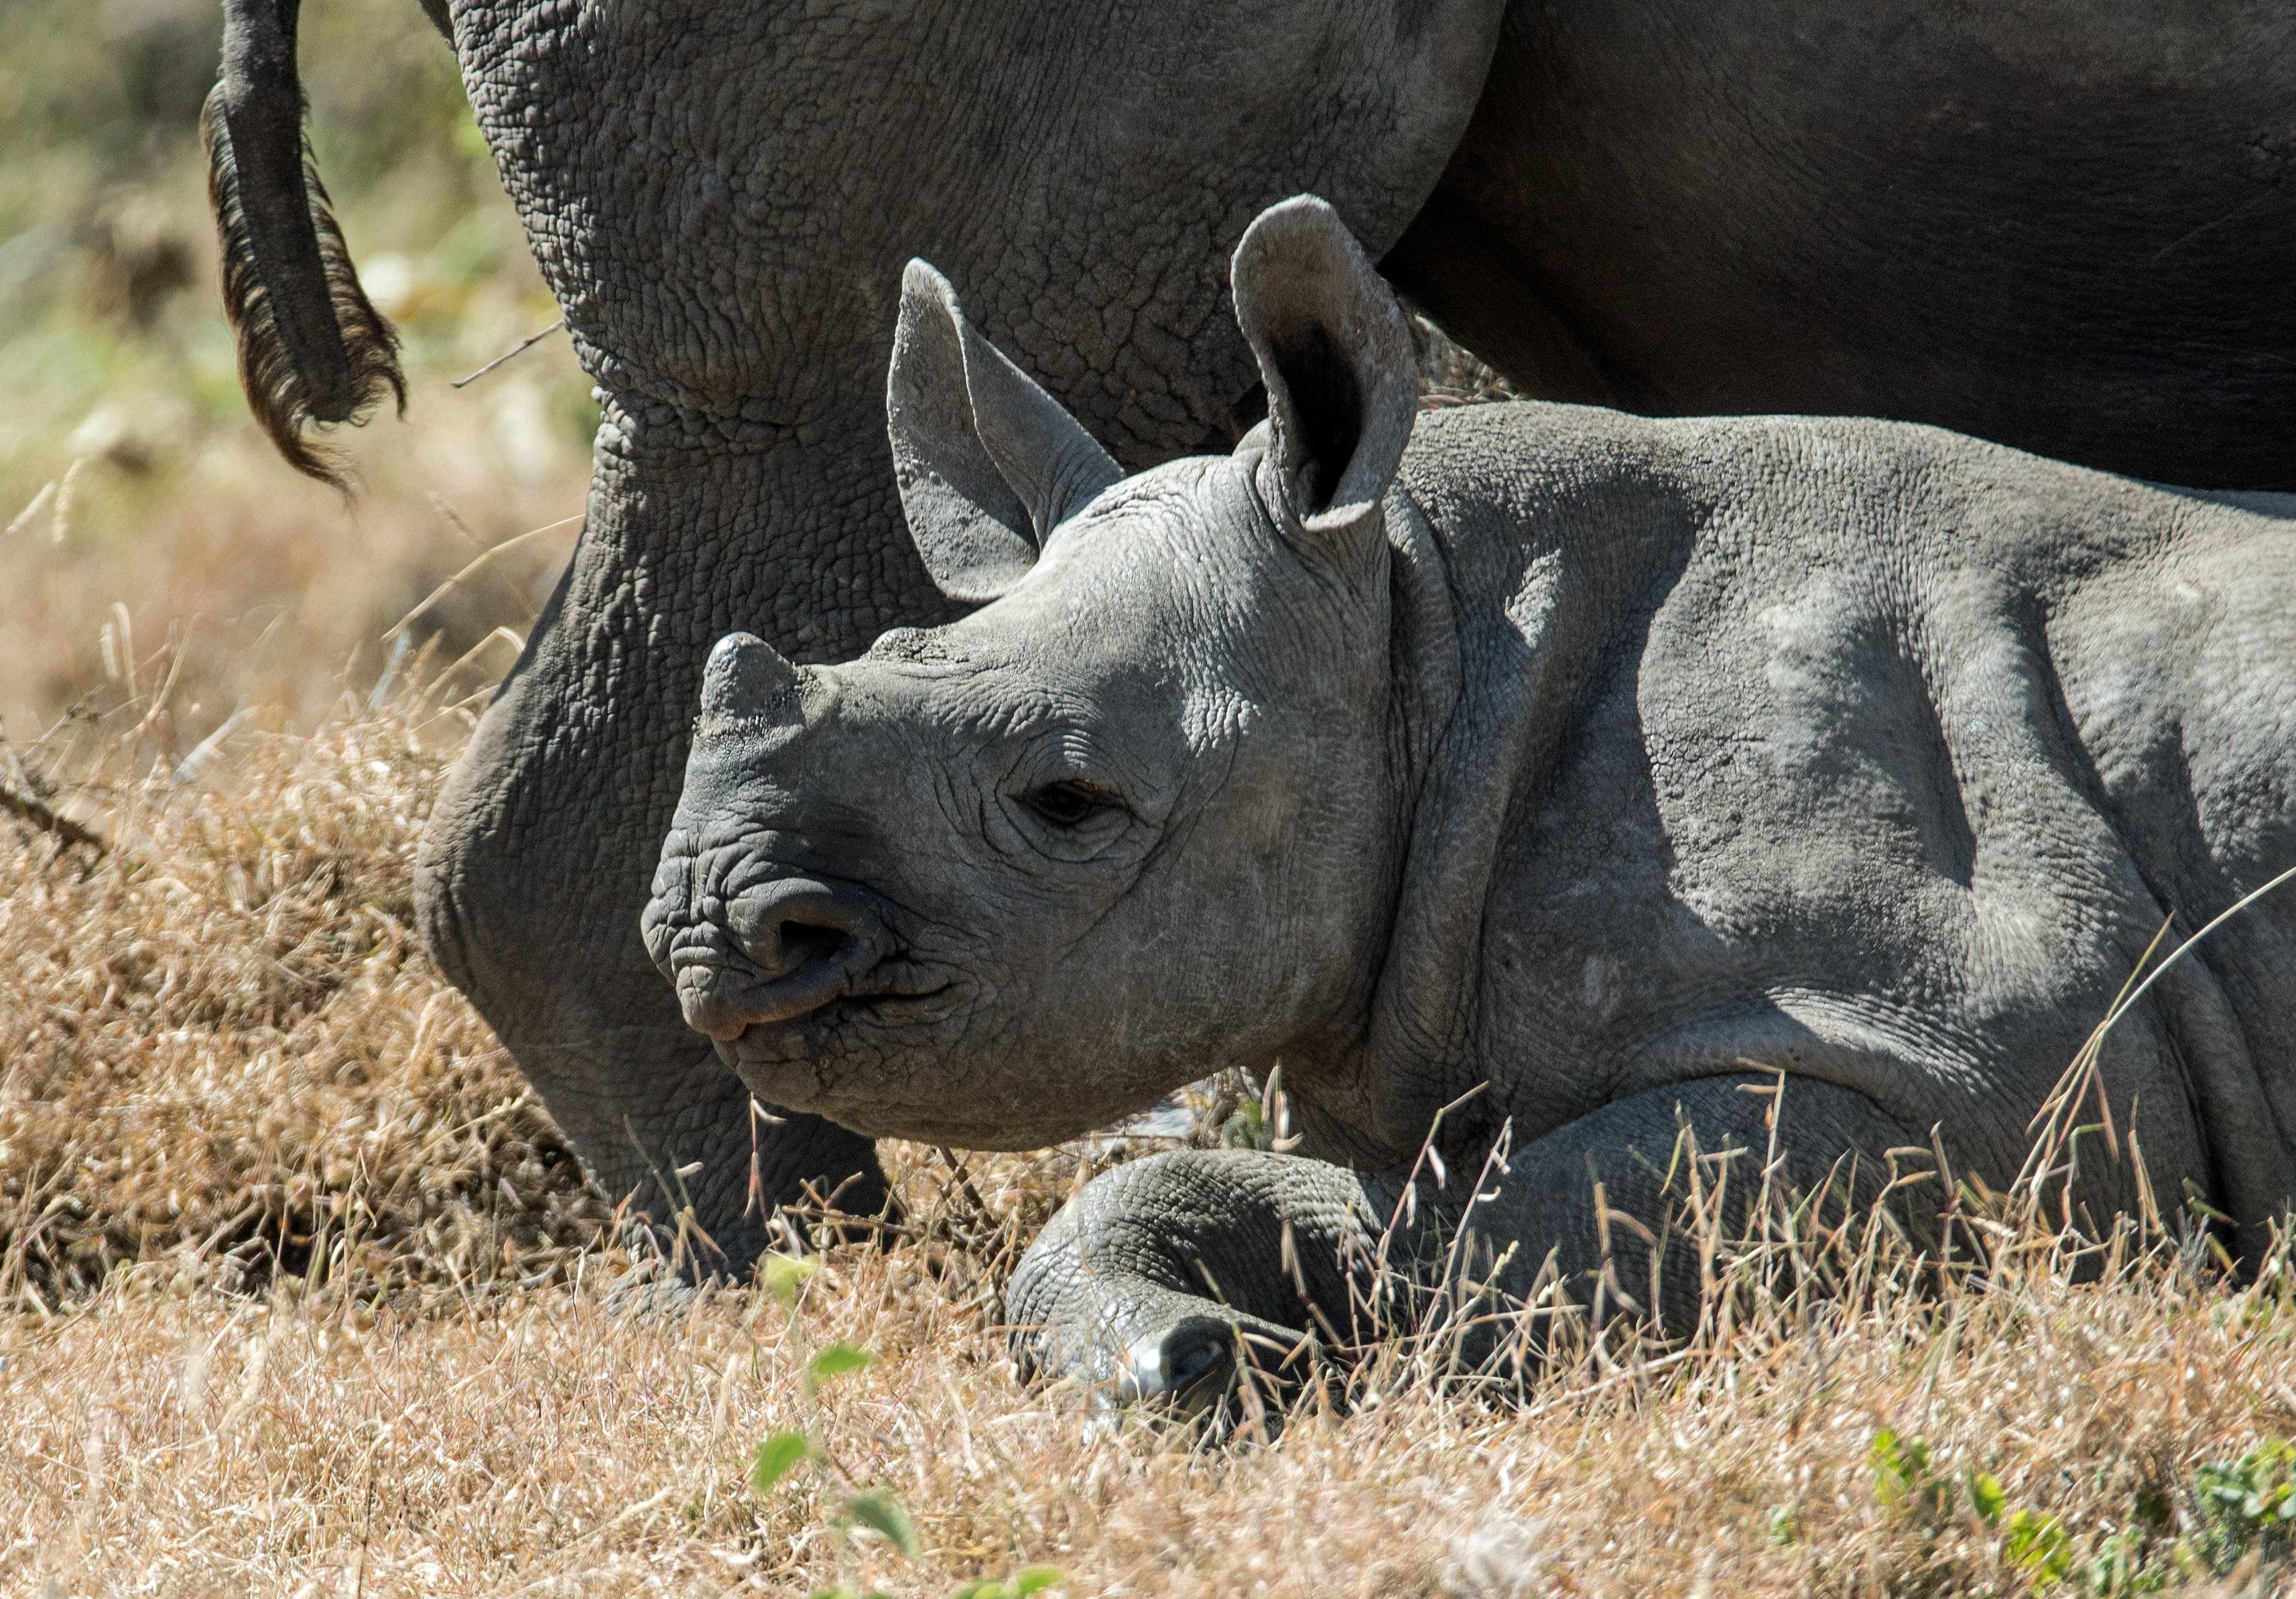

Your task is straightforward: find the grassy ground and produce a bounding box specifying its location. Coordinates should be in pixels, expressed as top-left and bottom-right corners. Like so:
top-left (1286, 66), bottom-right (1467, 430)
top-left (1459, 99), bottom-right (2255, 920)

top-left (9, 5), bottom-right (2296, 1595)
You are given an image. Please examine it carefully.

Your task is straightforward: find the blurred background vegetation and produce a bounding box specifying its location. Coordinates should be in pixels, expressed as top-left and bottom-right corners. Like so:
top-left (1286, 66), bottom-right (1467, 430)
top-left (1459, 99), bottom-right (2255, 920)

top-left (0, 0), bottom-right (594, 762)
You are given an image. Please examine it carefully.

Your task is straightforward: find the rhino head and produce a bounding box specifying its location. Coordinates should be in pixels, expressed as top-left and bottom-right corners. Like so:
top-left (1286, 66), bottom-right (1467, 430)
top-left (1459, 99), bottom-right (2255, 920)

top-left (641, 197), bottom-right (1423, 1148)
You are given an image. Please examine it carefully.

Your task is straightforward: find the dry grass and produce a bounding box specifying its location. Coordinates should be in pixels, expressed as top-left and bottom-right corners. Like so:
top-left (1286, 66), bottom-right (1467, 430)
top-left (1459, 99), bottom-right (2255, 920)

top-left (0, 704), bottom-right (609, 1312)
top-left (6, 703), bottom-right (2296, 1596)
top-left (11, 1157), bottom-right (2296, 1596)
top-left (0, 376), bottom-right (586, 759)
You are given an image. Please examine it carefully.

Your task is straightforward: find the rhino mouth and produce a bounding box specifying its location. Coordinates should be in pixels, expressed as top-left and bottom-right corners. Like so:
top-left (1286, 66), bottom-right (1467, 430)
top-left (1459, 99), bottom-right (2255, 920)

top-left (700, 954), bottom-right (955, 1047)
top-left (655, 873), bottom-right (951, 1043)
top-left (669, 934), bottom-right (883, 1032)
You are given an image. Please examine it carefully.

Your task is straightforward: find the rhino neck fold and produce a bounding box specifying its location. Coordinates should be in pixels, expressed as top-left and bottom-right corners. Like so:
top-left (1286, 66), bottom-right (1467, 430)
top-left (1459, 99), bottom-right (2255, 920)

top-left (1288, 484), bottom-right (1488, 1170)
top-left (1326, 436), bottom-right (1710, 1172)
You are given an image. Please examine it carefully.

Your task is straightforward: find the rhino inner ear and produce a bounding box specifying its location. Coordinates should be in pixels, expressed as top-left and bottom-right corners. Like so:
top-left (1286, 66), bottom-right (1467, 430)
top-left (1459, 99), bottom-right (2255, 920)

top-left (1230, 196), bottom-right (1419, 560)
top-left (887, 260), bottom-right (1121, 604)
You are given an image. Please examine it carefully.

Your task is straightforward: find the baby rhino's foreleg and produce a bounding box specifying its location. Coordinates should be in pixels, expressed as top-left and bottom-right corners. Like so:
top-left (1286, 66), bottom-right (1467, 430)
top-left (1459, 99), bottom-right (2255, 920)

top-left (1006, 1077), bottom-right (1926, 1412)
top-left (1006, 1148), bottom-right (1391, 1414)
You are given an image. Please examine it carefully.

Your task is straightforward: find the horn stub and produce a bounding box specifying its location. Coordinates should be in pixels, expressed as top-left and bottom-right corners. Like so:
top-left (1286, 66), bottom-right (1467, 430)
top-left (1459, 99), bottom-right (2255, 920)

top-left (698, 633), bottom-right (802, 729)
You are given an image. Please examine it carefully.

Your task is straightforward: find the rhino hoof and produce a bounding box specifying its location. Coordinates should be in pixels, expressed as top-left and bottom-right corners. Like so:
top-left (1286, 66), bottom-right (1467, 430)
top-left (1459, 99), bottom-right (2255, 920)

top-left (1116, 1316), bottom-right (1238, 1415)
top-left (602, 1265), bottom-right (703, 1319)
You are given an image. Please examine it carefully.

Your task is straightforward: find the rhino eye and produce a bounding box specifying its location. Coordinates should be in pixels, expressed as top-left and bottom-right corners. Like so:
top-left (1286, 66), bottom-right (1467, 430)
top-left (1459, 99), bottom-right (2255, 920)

top-left (1022, 779), bottom-right (1118, 828)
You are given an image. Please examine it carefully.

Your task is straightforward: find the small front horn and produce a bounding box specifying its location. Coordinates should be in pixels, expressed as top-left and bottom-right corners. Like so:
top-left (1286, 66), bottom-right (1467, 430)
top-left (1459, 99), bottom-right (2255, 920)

top-left (698, 632), bottom-right (801, 728)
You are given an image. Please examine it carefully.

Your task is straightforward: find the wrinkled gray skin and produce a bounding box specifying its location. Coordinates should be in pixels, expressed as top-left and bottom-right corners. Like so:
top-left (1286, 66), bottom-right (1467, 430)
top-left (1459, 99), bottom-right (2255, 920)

top-left (222, 1), bottom-right (2294, 1270)
top-left (645, 197), bottom-right (2296, 1403)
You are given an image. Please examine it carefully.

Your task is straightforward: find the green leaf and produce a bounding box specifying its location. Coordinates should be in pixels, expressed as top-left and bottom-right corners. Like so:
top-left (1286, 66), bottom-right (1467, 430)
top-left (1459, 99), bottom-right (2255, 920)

top-left (750, 1429), bottom-right (812, 1494)
top-left (2005, 1509), bottom-right (2072, 1586)
top-left (1766, 1505), bottom-right (1797, 1547)
top-left (1869, 1429), bottom-right (1957, 1523)
top-left (844, 1487), bottom-right (921, 1559)
top-left (1970, 1472), bottom-right (2006, 1528)
top-left (953, 1570), bottom-right (1065, 1598)
top-left (2083, 1527), bottom-right (2159, 1596)
top-left (761, 1253), bottom-right (820, 1309)
top-left (1870, 1429), bottom-right (1921, 1508)
top-left (806, 1342), bottom-right (877, 1393)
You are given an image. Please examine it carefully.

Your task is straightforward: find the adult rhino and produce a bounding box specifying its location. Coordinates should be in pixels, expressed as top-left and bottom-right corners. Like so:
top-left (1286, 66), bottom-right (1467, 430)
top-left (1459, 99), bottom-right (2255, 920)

top-left (207, 0), bottom-right (2296, 1269)
top-left (643, 196), bottom-right (2296, 1399)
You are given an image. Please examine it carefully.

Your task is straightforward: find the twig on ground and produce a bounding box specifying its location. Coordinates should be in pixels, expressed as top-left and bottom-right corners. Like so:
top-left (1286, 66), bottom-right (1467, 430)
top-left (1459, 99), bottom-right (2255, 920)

top-left (0, 777), bottom-right (105, 854)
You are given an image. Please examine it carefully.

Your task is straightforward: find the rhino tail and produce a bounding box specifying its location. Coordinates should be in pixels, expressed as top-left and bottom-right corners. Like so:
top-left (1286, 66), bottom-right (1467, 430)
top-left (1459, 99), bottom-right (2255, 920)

top-left (202, 0), bottom-right (404, 492)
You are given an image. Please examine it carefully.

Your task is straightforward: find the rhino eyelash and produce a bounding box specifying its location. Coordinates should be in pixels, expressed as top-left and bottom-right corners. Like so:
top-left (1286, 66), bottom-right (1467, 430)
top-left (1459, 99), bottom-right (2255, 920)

top-left (1019, 779), bottom-right (1121, 829)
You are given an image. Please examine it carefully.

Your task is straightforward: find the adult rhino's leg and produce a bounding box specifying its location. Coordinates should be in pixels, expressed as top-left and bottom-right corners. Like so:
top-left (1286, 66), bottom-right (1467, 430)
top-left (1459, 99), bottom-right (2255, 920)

top-left (1009, 1076), bottom-right (1926, 1407)
top-left (416, 409), bottom-right (951, 1274)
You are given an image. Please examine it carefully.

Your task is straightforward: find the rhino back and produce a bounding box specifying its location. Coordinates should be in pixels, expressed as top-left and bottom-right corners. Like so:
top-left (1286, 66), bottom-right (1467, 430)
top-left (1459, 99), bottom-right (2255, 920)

top-left (1370, 403), bottom-right (2291, 1219)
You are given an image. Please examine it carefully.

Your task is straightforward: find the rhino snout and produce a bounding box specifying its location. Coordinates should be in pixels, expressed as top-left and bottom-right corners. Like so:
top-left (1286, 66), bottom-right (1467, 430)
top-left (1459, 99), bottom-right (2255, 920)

top-left (665, 877), bottom-right (891, 1041)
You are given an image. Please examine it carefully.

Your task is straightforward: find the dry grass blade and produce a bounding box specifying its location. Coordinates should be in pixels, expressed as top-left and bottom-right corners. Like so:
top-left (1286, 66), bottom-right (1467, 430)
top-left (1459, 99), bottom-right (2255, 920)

top-left (2019, 865), bottom-right (2296, 1222)
top-left (449, 317), bottom-right (568, 388)
top-left (0, 701), bottom-right (614, 1312)
top-left (383, 513), bottom-right (583, 644)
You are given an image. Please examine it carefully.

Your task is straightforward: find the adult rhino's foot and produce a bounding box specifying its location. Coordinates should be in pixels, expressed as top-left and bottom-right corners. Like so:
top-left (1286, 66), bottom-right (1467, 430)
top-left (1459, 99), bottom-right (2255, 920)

top-left (598, 1124), bottom-right (892, 1314)
top-left (1007, 1149), bottom-right (1383, 1421)
top-left (617, 1070), bottom-right (896, 1283)
top-left (602, 1251), bottom-right (704, 1318)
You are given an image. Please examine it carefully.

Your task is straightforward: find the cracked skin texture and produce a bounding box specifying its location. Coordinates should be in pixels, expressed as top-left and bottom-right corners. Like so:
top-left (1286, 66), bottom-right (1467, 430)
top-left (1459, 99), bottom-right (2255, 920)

top-left (645, 199), bottom-right (2296, 1393)
top-left (407, 1), bottom-right (2294, 1273)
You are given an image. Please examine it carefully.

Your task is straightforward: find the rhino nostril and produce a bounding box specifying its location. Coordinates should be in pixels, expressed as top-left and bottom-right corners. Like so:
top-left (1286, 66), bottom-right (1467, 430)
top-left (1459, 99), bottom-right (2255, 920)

top-left (672, 876), bottom-right (889, 1037)
top-left (739, 884), bottom-right (869, 980)
top-left (772, 919), bottom-right (853, 978)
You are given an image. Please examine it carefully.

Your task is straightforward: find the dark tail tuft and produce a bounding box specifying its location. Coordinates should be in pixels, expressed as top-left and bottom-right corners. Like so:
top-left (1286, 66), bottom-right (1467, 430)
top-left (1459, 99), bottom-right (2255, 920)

top-left (202, 52), bottom-right (404, 491)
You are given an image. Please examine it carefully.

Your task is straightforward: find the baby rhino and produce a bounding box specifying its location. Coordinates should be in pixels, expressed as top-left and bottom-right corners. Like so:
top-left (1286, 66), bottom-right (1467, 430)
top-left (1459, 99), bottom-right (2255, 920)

top-left (645, 197), bottom-right (2296, 1405)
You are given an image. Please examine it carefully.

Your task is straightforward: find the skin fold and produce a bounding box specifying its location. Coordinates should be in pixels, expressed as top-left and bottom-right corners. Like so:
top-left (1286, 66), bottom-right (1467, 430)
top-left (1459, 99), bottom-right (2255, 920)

top-left (208, 1), bottom-right (2296, 1271)
top-left (645, 196), bottom-right (2296, 1401)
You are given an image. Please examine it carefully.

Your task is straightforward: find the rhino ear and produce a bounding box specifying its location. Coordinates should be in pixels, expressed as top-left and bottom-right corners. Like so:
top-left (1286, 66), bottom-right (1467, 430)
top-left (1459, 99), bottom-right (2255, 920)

top-left (1231, 196), bottom-right (1419, 566)
top-left (887, 260), bottom-right (1123, 604)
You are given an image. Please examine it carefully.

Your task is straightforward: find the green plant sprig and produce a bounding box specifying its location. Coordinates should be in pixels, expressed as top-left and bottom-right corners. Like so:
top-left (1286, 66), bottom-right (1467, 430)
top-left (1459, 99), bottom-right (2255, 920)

top-left (746, 1251), bottom-right (1062, 1599)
